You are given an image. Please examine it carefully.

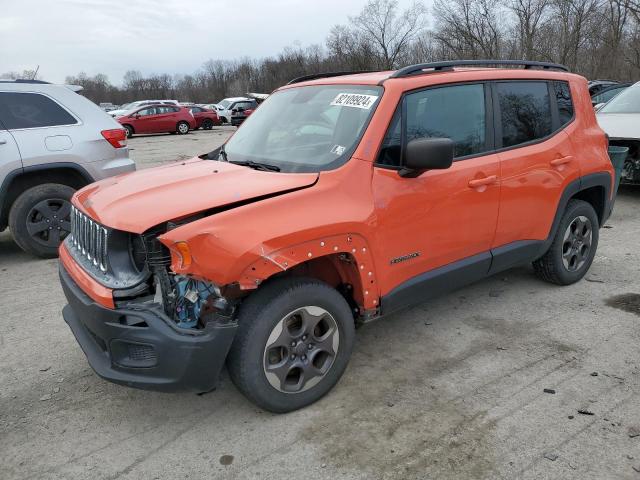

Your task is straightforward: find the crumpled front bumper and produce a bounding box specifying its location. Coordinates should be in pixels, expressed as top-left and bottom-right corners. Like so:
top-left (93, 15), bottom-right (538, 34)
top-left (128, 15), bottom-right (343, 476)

top-left (59, 264), bottom-right (237, 393)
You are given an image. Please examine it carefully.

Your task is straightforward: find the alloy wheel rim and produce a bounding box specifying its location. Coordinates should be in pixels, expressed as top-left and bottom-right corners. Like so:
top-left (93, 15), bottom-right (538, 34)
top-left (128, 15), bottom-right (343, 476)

top-left (179, 123), bottom-right (188, 133)
top-left (263, 306), bottom-right (340, 394)
top-left (562, 215), bottom-right (592, 272)
top-left (26, 198), bottom-right (71, 247)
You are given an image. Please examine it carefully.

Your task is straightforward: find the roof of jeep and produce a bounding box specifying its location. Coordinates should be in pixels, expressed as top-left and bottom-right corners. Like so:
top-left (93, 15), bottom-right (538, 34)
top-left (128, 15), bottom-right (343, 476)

top-left (280, 67), bottom-right (582, 91)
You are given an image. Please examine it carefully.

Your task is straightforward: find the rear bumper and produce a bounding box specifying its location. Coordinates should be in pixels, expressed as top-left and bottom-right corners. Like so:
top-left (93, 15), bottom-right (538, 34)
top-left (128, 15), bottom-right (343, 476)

top-left (60, 264), bottom-right (237, 392)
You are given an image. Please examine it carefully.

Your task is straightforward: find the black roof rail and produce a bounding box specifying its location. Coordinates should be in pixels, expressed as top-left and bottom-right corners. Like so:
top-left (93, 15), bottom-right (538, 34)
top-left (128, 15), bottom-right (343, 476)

top-left (287, 71), bottom-right (375, 85)
top-left (0, 79), bottom-right (51, 84)
top-left (389, 60), bottom-right (569, 78)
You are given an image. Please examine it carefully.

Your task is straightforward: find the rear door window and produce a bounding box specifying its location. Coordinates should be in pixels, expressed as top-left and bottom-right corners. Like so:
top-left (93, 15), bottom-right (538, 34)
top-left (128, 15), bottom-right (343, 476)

top-left (0, 92), bottom-right (78, 129)
top-left (496, 81), bottom-right (552, 148)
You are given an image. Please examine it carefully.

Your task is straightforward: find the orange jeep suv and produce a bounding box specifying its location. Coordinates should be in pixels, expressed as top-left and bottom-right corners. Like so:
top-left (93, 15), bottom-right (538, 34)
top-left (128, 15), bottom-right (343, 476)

top-left (59, 60), bottom-right (615, 412)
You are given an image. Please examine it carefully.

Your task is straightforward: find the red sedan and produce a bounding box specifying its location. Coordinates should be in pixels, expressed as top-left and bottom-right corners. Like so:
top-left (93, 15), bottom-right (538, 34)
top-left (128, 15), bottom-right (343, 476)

top-left (117, 104), bottom-right (196, 137)
top-left (190, 106), bottom-right (221, 129)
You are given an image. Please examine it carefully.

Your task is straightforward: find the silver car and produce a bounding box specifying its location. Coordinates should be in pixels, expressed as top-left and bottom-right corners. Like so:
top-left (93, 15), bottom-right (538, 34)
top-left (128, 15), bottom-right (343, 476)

top-left (0, 79), bottom-right (136, 257)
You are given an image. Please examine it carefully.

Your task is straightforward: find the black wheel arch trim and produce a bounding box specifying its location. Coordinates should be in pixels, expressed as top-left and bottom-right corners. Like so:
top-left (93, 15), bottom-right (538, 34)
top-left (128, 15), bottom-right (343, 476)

top-left (0, 162), bottom-right (95, 229)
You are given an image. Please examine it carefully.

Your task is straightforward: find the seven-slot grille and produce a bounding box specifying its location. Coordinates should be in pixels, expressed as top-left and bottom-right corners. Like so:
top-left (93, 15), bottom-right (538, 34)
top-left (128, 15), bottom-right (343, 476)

top-left (69, 206), bottom-right (109, 272)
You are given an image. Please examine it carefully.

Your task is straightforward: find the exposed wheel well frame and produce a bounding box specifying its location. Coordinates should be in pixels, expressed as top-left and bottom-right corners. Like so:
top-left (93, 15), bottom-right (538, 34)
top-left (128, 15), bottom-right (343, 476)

top-left (238, 234), bottom-right (379, 317)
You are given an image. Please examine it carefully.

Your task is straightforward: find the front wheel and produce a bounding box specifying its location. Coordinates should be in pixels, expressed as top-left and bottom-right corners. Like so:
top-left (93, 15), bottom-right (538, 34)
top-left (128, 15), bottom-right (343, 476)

top-left (176, 121), bottom-right (190, 135)
top-left (227, 277), bottom-right (355, 413)
top-left (202, 119), bottom-right (214, 130)
top-left (533, 199), bottom-right (599, 285)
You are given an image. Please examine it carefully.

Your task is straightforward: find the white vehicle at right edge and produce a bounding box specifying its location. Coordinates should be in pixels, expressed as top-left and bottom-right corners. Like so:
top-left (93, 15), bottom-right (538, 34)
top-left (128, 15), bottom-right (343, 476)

top-left (596, 81), bottom-right (640, 185)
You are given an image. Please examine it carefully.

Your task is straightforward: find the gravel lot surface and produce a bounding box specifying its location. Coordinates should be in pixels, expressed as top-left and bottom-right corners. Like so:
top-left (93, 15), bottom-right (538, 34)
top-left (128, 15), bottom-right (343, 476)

top-left (1, 128), bottom-right (639, 479)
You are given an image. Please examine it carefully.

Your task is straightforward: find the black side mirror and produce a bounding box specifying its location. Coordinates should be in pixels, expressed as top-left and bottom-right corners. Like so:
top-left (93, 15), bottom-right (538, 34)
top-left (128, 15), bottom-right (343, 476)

top-left (399, 137), bottom-right (454, 178)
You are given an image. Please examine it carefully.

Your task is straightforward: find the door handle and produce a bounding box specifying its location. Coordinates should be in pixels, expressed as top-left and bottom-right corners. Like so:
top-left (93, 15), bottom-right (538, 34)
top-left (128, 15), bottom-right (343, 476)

top-left (550, 156), bottom-right (573, 167)
top-left (468, 175), bottom-right (498, 189)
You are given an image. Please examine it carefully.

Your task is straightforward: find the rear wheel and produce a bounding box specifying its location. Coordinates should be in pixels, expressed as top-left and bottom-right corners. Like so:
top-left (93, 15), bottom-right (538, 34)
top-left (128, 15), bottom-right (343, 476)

top-left (9, 183), bottom-right (75, 258)
top-left (123, 124), bottom-right (134, 138)
top-left (176, 121), bottom-right (190, 135)
top-left (227, 277), bottom-right (355, 413)
top-left (533, 199), bottom-right (599, 285)
top-left (202, 119), bottom-right (214, 130)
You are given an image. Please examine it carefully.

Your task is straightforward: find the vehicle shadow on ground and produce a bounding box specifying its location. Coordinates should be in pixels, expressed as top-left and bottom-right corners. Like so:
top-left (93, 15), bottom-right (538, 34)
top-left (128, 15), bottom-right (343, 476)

top-left (618, 185), bottom-right (640, 198)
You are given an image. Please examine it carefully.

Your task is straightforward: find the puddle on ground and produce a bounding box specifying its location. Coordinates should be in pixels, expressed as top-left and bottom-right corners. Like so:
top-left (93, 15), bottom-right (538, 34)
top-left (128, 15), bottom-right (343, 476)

top-left (219, 454), bottom-right (234, 465)
top-left (606, 293), bottom-right (640, 317)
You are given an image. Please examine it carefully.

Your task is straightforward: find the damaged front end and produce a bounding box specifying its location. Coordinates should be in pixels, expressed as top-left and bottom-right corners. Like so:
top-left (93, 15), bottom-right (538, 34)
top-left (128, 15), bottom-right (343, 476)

top-left (609, 139), bottom-right (640, 185)
top-left (60, 212), bottom-right (239, 392)
top-left (114, 224), bottom-right (238, 331)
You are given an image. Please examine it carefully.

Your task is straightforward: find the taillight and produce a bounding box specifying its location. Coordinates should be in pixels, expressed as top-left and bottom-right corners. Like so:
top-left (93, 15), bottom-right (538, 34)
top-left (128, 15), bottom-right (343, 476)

top-left (101, 129), bottom-right (127, 148)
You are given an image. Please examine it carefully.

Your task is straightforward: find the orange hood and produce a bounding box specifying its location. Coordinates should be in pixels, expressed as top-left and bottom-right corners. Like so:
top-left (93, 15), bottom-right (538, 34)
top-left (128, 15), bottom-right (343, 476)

top-left (74, 158), bottom-right (318, 233)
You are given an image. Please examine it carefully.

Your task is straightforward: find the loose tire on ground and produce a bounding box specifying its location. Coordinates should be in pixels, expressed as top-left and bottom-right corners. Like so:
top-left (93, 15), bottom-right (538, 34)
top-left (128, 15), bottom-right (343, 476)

top-left (9, 183), bottom-right (75, 258)
top-left (227, 277), bottom-right (355, 413)
top-left (533, 199), bottom-right (599, 285)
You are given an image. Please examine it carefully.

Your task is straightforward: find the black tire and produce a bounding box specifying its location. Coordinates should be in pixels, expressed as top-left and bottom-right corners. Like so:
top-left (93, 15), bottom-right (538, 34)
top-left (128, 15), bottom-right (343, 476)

top-left (176, 121), bottom-right (190, 135)
top-left (533, 199), bottom-right (599, 285)
top-left (227, 277), bottom-right (355, 413)
top-left (9, 183), bottom-right (75, 258)
top-left (202, 119), bottom-right (214, 130)
top-left (123, 124), bottom-right (134, 138)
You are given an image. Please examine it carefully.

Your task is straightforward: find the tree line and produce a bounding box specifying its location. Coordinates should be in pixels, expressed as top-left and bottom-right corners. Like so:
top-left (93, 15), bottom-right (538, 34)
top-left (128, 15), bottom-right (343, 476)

top-left (4, 0), bottom-right (640, 105)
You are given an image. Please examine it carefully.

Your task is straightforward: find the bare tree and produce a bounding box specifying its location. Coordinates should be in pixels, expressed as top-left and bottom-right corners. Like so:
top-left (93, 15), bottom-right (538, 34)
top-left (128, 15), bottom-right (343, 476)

top-left (507, 0), bottom-right (549, 59)
top-left (434, 0), bottom-right (505, 59)
top-left (330, 0), bottom-right (428, 70)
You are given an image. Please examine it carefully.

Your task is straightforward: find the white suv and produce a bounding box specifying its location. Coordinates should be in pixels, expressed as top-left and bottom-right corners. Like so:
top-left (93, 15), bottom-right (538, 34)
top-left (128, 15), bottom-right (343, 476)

top-left (216, 97), bottom-right (257, 124)
top-left (0, 79), bottom-right (135, 257)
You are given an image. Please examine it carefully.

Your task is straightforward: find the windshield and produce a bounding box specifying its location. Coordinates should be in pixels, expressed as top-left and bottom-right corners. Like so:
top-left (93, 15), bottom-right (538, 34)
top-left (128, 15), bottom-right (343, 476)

top-left (600, 84), bottom-right (640, 114)
top-left (219, 100), bottom-right (231, 108)
top-left (223, 85), bottom-right (382, 173)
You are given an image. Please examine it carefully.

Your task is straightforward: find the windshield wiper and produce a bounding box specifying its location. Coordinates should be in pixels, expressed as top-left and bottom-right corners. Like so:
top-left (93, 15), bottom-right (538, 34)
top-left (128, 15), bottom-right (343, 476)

top-left (229, 160), bottom-right (281, 172)
top-left (218, 145), bottom-right (228, 162)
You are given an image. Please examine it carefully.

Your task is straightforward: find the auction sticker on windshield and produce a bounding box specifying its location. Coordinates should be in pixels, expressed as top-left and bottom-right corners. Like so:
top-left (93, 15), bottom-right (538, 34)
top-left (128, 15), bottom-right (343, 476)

top-left (330, 93), bottom-right (379, 109)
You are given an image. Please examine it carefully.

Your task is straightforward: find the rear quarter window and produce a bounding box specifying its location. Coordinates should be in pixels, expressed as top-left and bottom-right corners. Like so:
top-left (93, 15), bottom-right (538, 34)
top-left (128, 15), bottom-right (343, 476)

top-left (554, 81), bottom-right (574, 126)
top-left (0, 92), bottom-right (78, 129)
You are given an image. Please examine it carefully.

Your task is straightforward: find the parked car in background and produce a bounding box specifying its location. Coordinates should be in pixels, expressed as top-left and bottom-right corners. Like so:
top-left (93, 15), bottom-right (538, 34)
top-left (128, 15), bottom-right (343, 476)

top-left (230, 106), bottom-right (254, 126)
top-left (99, 102), bottom-right (117, 112)
top-left (588, 79), bottom-right (619, 96)
top-left (591, 83), bottom-right (631, 107)
top-left (0, 79), bottom-right (134, 257)
top-left (202, 103), bottom-right (220, 112)
top-left (597, 81), bottom-right (640, 185)
top-left (189, 106), bottom-right (221, 129)
top-left (216, 97), bottom-right (257, 123)
top-left (108, 100), bottom-right (179, 118)
top-left (59, 60), bottom-right (614, 413)
top-left (117, 104), bottom-right (195, 137)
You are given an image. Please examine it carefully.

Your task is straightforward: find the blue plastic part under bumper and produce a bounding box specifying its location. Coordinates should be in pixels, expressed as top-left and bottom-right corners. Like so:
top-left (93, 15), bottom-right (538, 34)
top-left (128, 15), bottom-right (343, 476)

top-left (59, 264), bottom-right (237, 393)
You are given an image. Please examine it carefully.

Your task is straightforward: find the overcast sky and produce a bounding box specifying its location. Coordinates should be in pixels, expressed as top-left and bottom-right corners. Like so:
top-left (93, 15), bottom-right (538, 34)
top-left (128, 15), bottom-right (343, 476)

top-left (1, 0), bottom-right (427, 84)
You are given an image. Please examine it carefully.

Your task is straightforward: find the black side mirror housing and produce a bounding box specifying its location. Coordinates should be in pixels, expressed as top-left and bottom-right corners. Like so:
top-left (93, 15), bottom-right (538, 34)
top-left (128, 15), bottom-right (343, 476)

top-left (400, 137), bottom-right (454, 178)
